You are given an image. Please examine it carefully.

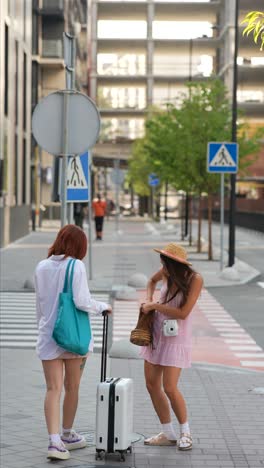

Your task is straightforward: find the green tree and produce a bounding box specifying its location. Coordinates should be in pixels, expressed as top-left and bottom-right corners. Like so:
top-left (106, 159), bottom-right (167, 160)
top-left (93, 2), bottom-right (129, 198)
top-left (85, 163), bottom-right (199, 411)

top-left (241, 11), bottom-right (264, 50)
top-left (129, 79), bottom-right (263, 259)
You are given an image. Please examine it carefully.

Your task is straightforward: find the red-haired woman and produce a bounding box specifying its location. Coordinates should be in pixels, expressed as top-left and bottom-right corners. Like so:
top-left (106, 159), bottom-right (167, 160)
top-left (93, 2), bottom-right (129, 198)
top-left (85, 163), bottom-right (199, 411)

top-left (34, 225), bottom-right (112, 460)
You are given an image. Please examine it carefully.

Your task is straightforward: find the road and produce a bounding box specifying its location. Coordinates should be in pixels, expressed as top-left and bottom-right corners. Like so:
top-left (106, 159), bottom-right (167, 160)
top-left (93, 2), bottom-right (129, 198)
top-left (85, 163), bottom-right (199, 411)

top-left (197, 224), bottom-right (264, 351)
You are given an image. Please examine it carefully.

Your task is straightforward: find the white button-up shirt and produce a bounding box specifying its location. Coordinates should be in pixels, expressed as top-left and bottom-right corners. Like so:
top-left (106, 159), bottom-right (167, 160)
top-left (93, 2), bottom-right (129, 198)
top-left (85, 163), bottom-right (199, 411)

top-left (34, 255), bottom-right (109, 360)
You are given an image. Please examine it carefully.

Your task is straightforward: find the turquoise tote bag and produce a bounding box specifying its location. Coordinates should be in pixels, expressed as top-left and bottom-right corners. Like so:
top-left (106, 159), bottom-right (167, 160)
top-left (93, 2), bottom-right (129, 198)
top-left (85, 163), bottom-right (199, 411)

top-left (52, 259), bottom-right (92, 355)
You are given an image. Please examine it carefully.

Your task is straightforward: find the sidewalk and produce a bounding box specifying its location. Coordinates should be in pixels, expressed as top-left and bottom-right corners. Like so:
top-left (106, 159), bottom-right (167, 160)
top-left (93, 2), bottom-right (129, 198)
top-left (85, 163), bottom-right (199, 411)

top-left (1, 349), bottom-right (264, 468)
top-left (1, 219), bottom-right (264, 468)
top-left (0, 218), bottom-right (261, 291)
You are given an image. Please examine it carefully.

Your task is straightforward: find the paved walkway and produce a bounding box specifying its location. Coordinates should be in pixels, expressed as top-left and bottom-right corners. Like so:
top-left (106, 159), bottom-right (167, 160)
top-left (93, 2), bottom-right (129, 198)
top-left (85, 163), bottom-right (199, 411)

top-left (1, 349), bottom-right (264, 468)
top-left (1, 219), bottom-right (264, 467)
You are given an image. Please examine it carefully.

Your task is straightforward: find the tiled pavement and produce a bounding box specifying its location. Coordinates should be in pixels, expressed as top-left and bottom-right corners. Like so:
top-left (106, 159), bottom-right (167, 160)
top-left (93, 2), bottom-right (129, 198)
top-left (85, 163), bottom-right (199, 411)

top-left (1, 349), bottom-right (264, 468)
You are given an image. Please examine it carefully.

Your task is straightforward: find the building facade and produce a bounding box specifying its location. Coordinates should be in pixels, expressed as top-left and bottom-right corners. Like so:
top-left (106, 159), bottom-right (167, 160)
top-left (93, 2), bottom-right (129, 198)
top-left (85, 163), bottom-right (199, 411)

top-left (0, 0), bottom-right (32, 247)
top-left (88, 0), bottom-right (264, 197)
top-left (31, 0), bottom-right (88, 221)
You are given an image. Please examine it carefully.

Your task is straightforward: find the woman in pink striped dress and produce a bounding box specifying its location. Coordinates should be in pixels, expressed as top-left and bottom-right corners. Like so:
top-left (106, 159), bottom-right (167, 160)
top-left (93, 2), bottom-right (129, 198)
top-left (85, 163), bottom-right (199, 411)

top-left (140, 243), bottom-right (203, 451)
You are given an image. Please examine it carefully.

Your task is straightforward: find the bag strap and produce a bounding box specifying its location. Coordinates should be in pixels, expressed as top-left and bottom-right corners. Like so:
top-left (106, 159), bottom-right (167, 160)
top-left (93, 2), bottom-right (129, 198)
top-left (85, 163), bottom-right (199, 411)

top-left (68, 259), bottom-right (76, 295)
top-left (63, 258), bottom-right (74, 293)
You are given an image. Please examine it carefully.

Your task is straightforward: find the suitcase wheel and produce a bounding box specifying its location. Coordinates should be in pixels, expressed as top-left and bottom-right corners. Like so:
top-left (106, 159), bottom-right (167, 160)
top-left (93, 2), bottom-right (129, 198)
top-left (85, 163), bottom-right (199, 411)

top-left (119, 451), bottom-right (126, 462)
top-left (95, 449), bottom-right (104, 461)
top-left (127, 446), bottom-right (132, 454)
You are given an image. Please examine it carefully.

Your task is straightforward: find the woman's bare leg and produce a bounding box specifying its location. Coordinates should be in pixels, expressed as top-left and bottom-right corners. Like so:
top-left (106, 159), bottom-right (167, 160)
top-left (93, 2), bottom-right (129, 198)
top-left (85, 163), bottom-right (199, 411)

top-left (42, 359), bottom-right (64, 434)
top-left (163, 367), bottom-right (187, 424)
top-left (62, 357), bottom-right (87, 430)
top-left (144, 361), bottom-right (171, 423)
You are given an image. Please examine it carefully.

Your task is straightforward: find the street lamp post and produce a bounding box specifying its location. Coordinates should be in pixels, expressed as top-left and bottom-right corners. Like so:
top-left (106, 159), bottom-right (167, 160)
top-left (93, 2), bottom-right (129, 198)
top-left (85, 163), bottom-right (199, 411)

top-left (228, 0), bottom-right (239, 267)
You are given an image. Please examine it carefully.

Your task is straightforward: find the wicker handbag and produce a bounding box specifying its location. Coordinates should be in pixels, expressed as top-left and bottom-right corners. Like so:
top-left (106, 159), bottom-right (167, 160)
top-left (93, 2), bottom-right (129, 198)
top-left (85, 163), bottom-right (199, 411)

top-left (130, 306), bottom-right (154, 346)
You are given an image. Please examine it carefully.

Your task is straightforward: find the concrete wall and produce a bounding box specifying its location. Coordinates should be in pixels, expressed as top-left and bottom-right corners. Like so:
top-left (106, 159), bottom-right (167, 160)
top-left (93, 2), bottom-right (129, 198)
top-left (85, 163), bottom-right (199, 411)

top-left (0, 205), bottom-right (30, 247)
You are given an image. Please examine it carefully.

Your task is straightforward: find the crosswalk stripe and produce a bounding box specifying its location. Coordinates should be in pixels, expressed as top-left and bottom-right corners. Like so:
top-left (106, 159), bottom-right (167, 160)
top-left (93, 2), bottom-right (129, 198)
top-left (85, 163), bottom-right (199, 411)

top-left (0, 292), bottom-right (109, 352)
top-left (198, 290), bottom-right (264, 370)
top-left (240, 361), bottom-right (264, 367)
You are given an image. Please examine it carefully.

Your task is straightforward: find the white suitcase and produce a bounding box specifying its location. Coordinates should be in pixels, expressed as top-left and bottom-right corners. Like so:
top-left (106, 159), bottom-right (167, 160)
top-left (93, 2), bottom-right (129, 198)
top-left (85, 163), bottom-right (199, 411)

top-left (95, 313), bottom-right (134, 462)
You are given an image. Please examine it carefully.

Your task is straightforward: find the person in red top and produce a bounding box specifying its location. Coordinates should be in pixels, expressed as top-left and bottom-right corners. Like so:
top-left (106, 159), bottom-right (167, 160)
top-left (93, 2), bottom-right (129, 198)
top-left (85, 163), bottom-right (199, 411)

top-left (92, 194), bottom-right (107, 240)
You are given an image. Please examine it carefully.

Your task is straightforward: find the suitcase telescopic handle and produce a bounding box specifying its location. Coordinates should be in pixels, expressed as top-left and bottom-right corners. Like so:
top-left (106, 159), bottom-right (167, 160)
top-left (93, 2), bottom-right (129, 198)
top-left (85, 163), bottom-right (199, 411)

top-left (101, 311), bottom-right (109, 382)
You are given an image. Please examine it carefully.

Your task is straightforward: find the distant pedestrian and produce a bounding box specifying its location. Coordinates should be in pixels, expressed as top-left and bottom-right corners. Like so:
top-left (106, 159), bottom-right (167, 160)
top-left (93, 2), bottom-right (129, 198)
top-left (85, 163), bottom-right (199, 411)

top-left (92, 193), bottom-right (107, 240)
top-left (140, 243), bottom-right (203, 451)
top-left (74, 203), bottom-right (85, 229)
top-left (34, 225), bottom-right (112, 460)
top-left (106, 197), bottom-right (115, 221)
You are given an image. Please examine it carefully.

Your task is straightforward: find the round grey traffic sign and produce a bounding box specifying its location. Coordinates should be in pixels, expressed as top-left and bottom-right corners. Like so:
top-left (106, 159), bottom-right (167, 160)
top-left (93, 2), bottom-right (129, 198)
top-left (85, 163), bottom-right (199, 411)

top-left (32, 90), bottom-right (100, 156)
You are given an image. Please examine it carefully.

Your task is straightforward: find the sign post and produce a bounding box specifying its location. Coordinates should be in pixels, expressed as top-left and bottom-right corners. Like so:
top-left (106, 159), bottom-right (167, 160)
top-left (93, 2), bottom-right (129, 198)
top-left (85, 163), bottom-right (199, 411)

top-left (148, 174), bottom-right (160, 218)
top-left (207, 142), bottom-right (238, 270)
top-left (64, 33), bottom-right (76, 225)
top-left (32, 34), bottom-right (101, 279)
top-left (111, 160), bottom-right (125, 234)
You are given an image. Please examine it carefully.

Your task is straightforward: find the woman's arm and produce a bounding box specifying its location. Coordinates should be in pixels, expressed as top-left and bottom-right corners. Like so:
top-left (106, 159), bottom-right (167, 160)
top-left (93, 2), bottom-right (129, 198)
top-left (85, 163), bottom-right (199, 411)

top-left (73, 260), bottom-right (112, 315)
top-left (142, 274), bottom-right (203, 320)
top-left (146, 268), bottom-right (164, 301)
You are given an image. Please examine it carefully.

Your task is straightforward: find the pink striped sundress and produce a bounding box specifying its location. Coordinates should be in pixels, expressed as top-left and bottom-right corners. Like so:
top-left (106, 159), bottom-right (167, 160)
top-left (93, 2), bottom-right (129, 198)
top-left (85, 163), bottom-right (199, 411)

top-left (140, 282), bottom-right (194, 368)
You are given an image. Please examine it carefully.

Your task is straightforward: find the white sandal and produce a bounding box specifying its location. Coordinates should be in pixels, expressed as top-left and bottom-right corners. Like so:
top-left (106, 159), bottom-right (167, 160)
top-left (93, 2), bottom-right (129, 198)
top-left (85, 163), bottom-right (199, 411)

top-left (177, 433), bottom-right (192, 451)
top-left (144, 432), bottom-right (177, 446)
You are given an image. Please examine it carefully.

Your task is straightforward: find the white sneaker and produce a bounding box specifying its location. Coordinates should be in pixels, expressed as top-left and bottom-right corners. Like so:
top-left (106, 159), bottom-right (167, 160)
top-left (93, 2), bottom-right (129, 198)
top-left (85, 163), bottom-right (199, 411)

top-left (47, 441), bottom-right (70, 460)
top-left (61, 430), bottom-right (88, 450)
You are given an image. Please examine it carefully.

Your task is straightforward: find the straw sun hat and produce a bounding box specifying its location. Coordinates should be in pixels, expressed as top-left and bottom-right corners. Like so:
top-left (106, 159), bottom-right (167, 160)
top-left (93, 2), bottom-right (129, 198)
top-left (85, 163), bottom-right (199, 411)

top-left (154, 243), bottom-right (192, 266)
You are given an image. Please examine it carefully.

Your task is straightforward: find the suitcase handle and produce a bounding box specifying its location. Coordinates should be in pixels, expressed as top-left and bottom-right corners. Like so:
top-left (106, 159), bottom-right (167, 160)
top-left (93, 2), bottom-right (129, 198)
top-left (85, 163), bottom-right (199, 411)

top-left (101, 311), bottom-right (109, 382)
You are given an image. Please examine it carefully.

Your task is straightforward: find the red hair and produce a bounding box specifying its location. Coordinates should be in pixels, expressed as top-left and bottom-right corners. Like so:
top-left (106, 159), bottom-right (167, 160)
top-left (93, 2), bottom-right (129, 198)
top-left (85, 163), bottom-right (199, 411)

top-left (48, 224), bottom-right (87, 260)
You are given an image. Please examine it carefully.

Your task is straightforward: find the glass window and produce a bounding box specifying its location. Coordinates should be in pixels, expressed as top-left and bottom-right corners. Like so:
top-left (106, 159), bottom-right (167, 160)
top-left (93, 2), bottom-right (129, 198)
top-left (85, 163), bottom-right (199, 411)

top-left (4, 24), bottom-right (8, 116)
top-left (23, 53), bottom-right (27, 131)
top-left (14, 134), bottom-right (18, 205)
top-left (100, 118), bottom-right (145, 142)
top-left (97, 53), bottom-right (146, 76)
top-left (98, 86), bottom-right (146, 109)
top-left (32, 0), bottom-right (39, 55)
top-left (23, 0), bottom-right (26, 40)
top-left (22, 138), bottom-right (27, 204)
top-left (98, 21), bottom-right (147, 39)
top-left (153, 85), bottom-right (187, 107)
top-left (153, 21), bottom-right (213, 40)
top-left (15, 41), bottom-right (19, 126)
top-left (237, 90), bottom-right (264, 103)
top-left (153, 53), bottom-right (213, 78)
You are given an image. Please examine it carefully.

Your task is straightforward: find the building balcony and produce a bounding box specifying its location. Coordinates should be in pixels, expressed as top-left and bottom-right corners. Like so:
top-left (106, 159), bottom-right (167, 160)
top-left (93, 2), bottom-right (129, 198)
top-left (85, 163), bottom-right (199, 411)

top-left (99, 107), bottom-right (146, 116)
top-left (238, 65), bottom-right (264, 85)
top-left (97, 36), bottom-right (221, 53)
top-left (42, 39), bottom-right (63, 58)
top-left (238, 101), bottom-right (264, 118)
top-left (39, 0), bottom-right (64, 17)
top-left (240, 0), bottom-right (263, 11)
top-left (97, 0), bottom-right (221, 22)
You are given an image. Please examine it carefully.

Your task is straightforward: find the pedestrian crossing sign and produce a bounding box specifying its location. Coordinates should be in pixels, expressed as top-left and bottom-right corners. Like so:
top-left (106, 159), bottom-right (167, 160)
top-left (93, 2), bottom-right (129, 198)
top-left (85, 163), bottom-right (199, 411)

top-left (207, 142), bottom-right (238, 173)
top-left (67, 152), bottom-right (89, 202)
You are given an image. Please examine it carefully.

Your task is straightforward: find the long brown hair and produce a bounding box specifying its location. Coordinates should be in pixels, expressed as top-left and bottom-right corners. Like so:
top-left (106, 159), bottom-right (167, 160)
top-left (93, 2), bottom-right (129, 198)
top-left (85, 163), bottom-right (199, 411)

top-left (48, 224), bottom-right (87, 260)
top-left (160, 254), bottom-right (195, 306)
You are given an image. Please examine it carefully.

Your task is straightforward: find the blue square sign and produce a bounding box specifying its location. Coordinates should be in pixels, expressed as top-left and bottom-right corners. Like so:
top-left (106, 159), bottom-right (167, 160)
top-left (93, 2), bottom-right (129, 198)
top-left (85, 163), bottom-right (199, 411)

top-left (207, 142), bottom-right (238, 173)
top-left (67, 152), bottom-right (89, 202)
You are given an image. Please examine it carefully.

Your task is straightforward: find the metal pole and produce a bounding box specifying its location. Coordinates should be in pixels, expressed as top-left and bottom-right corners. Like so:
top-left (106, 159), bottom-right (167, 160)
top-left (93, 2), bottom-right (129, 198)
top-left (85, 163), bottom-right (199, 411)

top-left (228, 0), bottom-right (239, 267)
top-left (88, 152), bottom-right (93, 280)
top-left (152, 186), bottom-right (155, 219)
top-left (185, 193), bottom-right (189, 237)
top-left (65, 34), bottom-right (76, 225)
top-left (220, 173), bottom-right (224, 270)
top-left (164, 180), bottom-right (168, 221)
top-left (114, 159), bottom-right (120, 233)
top-left (38, 149), bottom-right (42, 228)
top-left (60, 91), bottom-right (69, 227)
